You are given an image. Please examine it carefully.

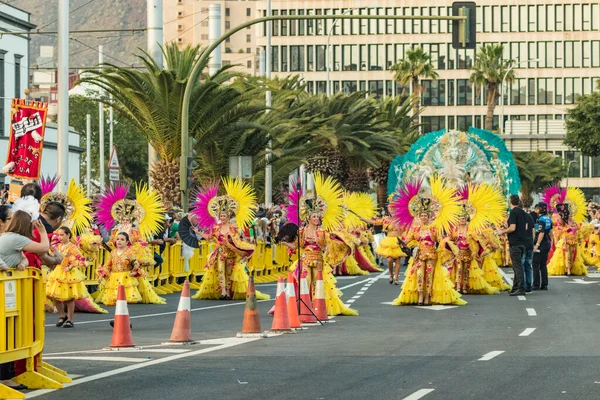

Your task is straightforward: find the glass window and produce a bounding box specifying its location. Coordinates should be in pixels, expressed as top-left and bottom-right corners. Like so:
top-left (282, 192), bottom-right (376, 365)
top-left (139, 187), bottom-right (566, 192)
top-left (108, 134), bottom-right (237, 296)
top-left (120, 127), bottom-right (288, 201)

top-left (342, 81), bottom-right (357, 94)
top-left (307, 10), bottom-right (314, 35)
top-left (574, 4), bottom-right (582, 31)
top-left (555, 78), bottom-right (563, 104)
top-left (316, 81), bottom-right (326, 94)
top-left (315, 9), bottom-right (324, 35)
top-left (298, 10), bottom-right (305, 35)
top-left (457, 116), bottom-right (472, 131)
top-left (491, 5), bottom-right (500, 32)
top-left (421, 7), bottom-right (429, 34)
top-left (412, 7), bottom-right (420, 34)
top-left (352, 8), bottom-right (360, 35)
top-left (323, 9), bottom-right (331, 36)
top-left (290, 46), bottom-right (304, 72)
top-left (378, 7), bottom-right (386, 35)
top-left (519, 5), bottom-right (527, 32)
top-left (431, 7), bottom-right (439, 34)
top-left (272, 10), bottom-right (279, 36)
top-left (333, 45), bottom-right (341, 71)
top-left (14, 55), bottom-right (21, 99)
top-left (528, 78), bottom-right (535, 105)
top-left (592, 41), bottom-right (600, 67)
top-left (394, 7), bottom-right (403, 34)
top-left (565, 41), bottom-right (574, 67)
top-left (342, 45), bottom-right (357, 71)
top-left (316, 45), bottom-right (326, 71)
top-left (422, 116), bottom-right (446, 133)
top-left (421, 79), bottom-right (446, 106)
top-left (565, 4), bottom-right (573, 31)
top-left (582, 5), bottom-right (591, 31)
top-left (511, 78), bottom-right (527, 105)
top-left (386, 8), bottom-right (394, 34)
top-left (360, 45), bottom-right (367, 71)
top-left (281, 46), bottom-right (288, 72)
top-left (537, 5), bottom-right (546, 32)
top-left (448, 79), bottom-right (455, 106)
top-left (333, 81), bottom-right (340, 94)
top-left (510, 6), bottom-right (519, 32)
top-left (537, 78), bottom-right (553, 105)
top-left (307, 45), bottom-right (314, 71)
top-left (271, 46), bottom-right (279, 72)
top-left (448, 116), bottom-right (456, 130)
top-left (369, 81), bottom-right (384, 98)
top-left (439, 6), bottom-right (448, 34)
top-left (369, 44), bottom-right (384, 70)
top-left (359, 81), bottom-right (367, 92)
top-left (528, 5), bottom-right (536, 32)
top-left (555, 4), bottom-right (563, 31)
top-left (501, 6), bottom-right (509, 33)
top-left (342, 9), bottom-right (351, 35)
top-left (360, 8), bottom-right (368, 35)
top-left (403, 7), bottom-right (411, 34)
top-left (565, 151), bottom-right (580, 178)
top-left (447, 44), bottom-right (455, 69)
top-left (457, 79), bottom-right (472, 105)
top-left (395, 82), bottom-right (409, 100)
top-left (583, 77), bottom-right (591, 97)
top-left (546, 5), bottom-right (555, 32)
top-left (592, 157), bottom-right (600, 178)
top-left (289, 10), bottom-right (297, 36)
top-left (593, 4), bottom-right (600, 31)
top-left (281, 10), bottom-right (288, 36)
top-left (565, 78), bottom-right (575, 104)
top-left (386, 44), bottom-right (394, 70)
top-left (368, 7), bottom-right (377, 35)
top-left (537, 42), bottom-right (547, 68)
top-left (555, 42), bottom-right (563, 67)
top-left (385, 80), bottom-right (393, 97)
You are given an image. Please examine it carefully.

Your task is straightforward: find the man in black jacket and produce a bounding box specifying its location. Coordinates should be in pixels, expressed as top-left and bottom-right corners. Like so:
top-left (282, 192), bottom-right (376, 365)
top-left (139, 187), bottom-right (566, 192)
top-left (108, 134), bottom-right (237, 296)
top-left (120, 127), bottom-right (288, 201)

top-left (498, 194), bottom-right (529, 296)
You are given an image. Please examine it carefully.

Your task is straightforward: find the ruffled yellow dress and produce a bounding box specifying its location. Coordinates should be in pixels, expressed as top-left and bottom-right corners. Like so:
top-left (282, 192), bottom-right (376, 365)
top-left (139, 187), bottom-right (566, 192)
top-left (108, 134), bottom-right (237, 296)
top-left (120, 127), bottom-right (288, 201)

top-left (547, 238), bottom-right (588, 276)
top-left (96, 247), bottom-right (143, 305)
top-left (46, 242), bottom-right (87, 302)
top-left (376, 236), bottom-right (407, 259)
top-left (338, 231), bottom-right (368, 276)
top-left (481, 256), bottom-right (511, 291)
top-left (193, 226), bottom-right (270, 300)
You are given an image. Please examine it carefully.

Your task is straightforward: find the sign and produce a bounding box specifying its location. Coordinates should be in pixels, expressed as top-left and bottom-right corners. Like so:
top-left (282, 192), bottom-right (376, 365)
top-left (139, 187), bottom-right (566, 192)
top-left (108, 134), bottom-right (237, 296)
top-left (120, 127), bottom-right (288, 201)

top-left (2, 99), bottom-right (48, 180)
top-left (4, 280), bottom-right (16, 311)
top-left (108, 146), bottom-right (120, 169)
top-left (228, 156), bottom-right (252, 179)
top-left (8, 181), bottom-right (23, 203)
top-left (109, 169), bottom-right (120, 181)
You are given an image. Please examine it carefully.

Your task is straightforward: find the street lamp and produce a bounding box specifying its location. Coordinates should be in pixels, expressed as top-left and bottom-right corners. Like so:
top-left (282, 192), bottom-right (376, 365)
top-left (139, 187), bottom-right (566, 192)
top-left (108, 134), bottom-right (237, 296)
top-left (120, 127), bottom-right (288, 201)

top-left (326, 6), bottom-right (379, 97)
top-left (499, 58), bottom-right (538, 135)
top-left (566, 159), bottom-right (578, 188)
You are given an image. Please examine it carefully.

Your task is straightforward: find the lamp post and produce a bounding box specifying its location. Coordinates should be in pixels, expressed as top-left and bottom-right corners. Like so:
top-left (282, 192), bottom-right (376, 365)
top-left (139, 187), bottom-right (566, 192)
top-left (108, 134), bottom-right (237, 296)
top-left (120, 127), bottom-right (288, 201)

top-left (566, 159), bottom-right (578, 188)
top-left (326, 6), bottom-right (379, 97)
top-left (499, 58), bottom-right (538, 135)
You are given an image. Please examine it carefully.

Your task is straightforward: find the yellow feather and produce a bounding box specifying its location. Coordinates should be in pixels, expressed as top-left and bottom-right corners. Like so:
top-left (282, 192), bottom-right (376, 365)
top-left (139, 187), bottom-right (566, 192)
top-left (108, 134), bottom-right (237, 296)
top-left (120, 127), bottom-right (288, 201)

top-left (66, 180), bottom-right (92, 234)
top-left (429, 175), bottom-right (460, 234)
top-left (135, 183), bottom-right (165, 240)
top-left (343, 192), bottom-right (377, 228)
top-left (313, 173), bottom-right (345, 231)
top-left (222, 177), bottom-right (257, 229)
top-left (566, 187), bottom-right (587, 223)
top-left (467, 183), bottom-right (507, 233)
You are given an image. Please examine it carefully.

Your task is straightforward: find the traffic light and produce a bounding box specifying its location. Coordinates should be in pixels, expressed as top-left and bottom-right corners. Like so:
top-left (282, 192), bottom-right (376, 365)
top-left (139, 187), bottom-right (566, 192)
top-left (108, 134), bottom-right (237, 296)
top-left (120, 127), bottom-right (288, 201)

top-left (452, 2), bottom-right (476, 50)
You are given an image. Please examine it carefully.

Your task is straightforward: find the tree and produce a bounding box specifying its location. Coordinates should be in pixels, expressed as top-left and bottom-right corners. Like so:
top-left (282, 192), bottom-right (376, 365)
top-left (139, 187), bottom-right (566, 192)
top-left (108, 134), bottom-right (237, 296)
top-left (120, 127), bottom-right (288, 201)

top-left (60, 95), bottom-right (148, 188)
top-left (513, 151), bottom-right (566, 204)
top-left (78, 43), bottom-right (265, 205)
top-left (564, 86), bottom-right (600, 155)
top-left (469, 44), bottom-right (515, 131)
top-left (390, 46), bottom-right (439, 116)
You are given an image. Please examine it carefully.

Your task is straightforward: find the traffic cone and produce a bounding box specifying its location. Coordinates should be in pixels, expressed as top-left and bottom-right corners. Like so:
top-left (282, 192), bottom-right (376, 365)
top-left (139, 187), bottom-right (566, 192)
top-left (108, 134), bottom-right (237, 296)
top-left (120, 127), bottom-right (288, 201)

top-left (299, 270), bottom-right (318, 323)
top-left (312, 270), bottom-right (329, 321)
top-left (286, 272), bottom-right (302, 329)
top-left (270, 277), bottom-right (291, 331)
top-left (169, 280), bottom-right (194, 343)
top-left (240, 274), bottom-right (263, 334)
top-left (110, 285), bottom-right (135, 348)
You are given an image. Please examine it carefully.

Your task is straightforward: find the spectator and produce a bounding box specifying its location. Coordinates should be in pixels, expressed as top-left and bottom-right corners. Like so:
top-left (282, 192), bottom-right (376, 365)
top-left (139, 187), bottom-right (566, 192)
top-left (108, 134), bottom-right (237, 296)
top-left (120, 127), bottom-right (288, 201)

top-left (498, 194), bottom-right (528, 296)
top-left (522, 199), bottom-right (536, 294)
top-left (532, 202), bottom-right (553, 291)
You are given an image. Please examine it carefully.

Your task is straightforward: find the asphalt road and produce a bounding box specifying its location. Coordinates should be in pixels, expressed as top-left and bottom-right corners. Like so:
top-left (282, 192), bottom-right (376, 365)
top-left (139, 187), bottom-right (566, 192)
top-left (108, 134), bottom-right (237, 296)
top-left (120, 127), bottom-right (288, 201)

top-left (24, 269), bottom-right (600, 400)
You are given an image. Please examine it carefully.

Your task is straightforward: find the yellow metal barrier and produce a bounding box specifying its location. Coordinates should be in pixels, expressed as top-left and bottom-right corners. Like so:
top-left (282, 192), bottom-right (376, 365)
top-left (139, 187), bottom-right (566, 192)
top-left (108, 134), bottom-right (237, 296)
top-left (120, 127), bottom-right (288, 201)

top-left (0, 268), bottom-right (70, 399)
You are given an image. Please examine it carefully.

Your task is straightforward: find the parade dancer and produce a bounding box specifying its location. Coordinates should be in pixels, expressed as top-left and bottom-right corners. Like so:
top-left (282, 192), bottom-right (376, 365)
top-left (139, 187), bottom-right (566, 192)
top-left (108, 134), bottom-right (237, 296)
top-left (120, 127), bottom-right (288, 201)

top-left (367, 210), bottom-right (407, 285)
top-left (191, 178), bottom-right (269, 301)
top-left (278, 173), bottom-right (358, 316)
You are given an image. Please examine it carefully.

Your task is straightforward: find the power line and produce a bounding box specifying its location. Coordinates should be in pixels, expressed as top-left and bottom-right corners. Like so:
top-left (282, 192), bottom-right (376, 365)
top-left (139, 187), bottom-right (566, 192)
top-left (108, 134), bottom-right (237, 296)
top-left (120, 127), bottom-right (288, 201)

top-left (169, 17), bottom-right (209, 42)
top-left (37, 0), bottom-right (96, 31)
top-left (70, 37), bottom-right (135, 67)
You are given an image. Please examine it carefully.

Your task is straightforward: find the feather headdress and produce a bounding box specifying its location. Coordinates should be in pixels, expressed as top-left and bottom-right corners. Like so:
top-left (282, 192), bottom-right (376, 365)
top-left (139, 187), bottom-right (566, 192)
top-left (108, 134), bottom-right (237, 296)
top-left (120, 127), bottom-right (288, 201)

top-left (13, 196), bottom-right (40, 221)
top-left (40, 175), bottom-right (59, 196)
top-left (41, 180), bottom-right (92, 234)
top-left (134, 183), bottom-right (165, 239)
top-left (456, 183), bottom-right (507, 233)
top-left (312, 173), bottom-right (344, 231)
top-left (191, 181), bottom-right (220, 230)
top-left (285, 186), bottom-right (302, 227)
top-left (389, 181), bottom-right (421, 229)
top-left (93, 182), bottom-right (130, 232)
top-left (564, 186), bottom-right (587, 223)
top-left (542, 184), bottom-right (566, 213)
top-left (343, 192), bottom-right (377, 229)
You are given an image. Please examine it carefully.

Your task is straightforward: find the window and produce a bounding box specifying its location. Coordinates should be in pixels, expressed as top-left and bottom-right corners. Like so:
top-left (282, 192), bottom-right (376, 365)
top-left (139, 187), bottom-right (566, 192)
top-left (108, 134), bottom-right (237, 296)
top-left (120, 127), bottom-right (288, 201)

top-left (565, 4), bottom-right (573, 31)
top-left (342, 45), bottom-right (357, 71)
top-left (290, 46), bottom-right (304, 72)
top-left (307, 82), bottom-right (314, 95)
top-left (246, 8), bottom-right (251, 17)
top-left (289, 10), bottom-right (296, 36)
top-left (519, 5), bottom-right (527, 32)
top-left (593, 4), bottom-right (600, 31)
top-left (359, 8), bottom-right (368, 35)
top-left (359, 45), bottom-right (367, 71)
top-left (246, 34), bottom-right (251, 43)
top-left (447, 44), bottom-right (455, 69)
top-left (333, 81), bottom-right (340, 94)
top-left (511, 79), bottom-right (527, 105)
top-left (593, 156), bottom-right (600, 178)
top-left (369, 44), bottom-right (384, 70)
top-left (281, 46), bottom-right (288, 72)
top-left (528, 78), bottom-right (536, 105)
top-left (501, 6), bottom-right (509, 32)
top-left (457, 116), bottom-right (472, 131)
top-left (307, 45), bottom-right (314, 71)
top-left (395, 82), bottom-right (409, 100)
top-left (225, 8), bottom-right (230, 17)
top-left (555, 5), bottom-right (563, 31)
top-left (317, 81), bottom-right (326, 94)
top-left (555, 78), bottom-right (563, 104)
top-left (528, 5), bottom-right (536, 32)
top-left (537, 78), bottom-right (553, 105)
top-left (421, 80), bottom-right (445, 106)
top-left (555, 42), bottom-right (563, 67)
top-left (333, 45), bottom-right (341, 71)
top-left (447, 79), bottom-right (455, 106)
top-left (592, 41), bottom-right (600, 67)
top-left (386, 8), bottom-right (394, 34)
top-left (565, 77), bottom-right (575, 104)
top-left (271, 46), bottom-right (279, 72)
top-left (457, 80), bottom-right (472, 105)
top-left (359, 81), bottom-right (367, 92)
top-left (565, 151), bottom-right (581, 178)
top-left (315, 9), bottom-right (323, 35)
top-left (247, 60), bottom-right (252, 69)
top-left (316, 45), bottom-right (326, 71)
top-left (537, 5), bottom-right (546, 32)
top-left (298, 10), bottom-right (305, 35)
top-left (15, 55), bottom-right (22, 98)
top-left (422, 116), bottom-right (445, 133)
top-left (546, 5), bottom-right (555, 32)
top-left (368, 81), bottom-right (384, 98)
top-left (575, 4), bottom-right (583, 31)
top-left (368, 7), bottom-right (377, 35)
top-left (342, 81), bottom-right (357, 94)
top-left (246, 48), bottom-right (251, 54)
top-left (225, 21), bottom-right (230, 30)
top-left (386, 44), bottom-right (394, 70)
top-left (307, 10), bottom-right (314, 35)
top-left (281, 10), bottom-right (288, 36)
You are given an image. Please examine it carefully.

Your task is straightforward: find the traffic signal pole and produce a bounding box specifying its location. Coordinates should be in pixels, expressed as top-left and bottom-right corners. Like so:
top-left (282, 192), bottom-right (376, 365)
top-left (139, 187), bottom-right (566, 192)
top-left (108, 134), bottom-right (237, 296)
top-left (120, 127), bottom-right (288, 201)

top-left (180, 11), bottom-right (470, 211)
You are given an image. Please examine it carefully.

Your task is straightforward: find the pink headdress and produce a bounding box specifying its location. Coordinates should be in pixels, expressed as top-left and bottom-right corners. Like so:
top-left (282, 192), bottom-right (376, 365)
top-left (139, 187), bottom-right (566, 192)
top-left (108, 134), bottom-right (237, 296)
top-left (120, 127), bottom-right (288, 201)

top-left (541, 184), bottom-right (566, 213)
top-left (93, 182), bottom-right (130, 231)
top-left (285, 186), bottom-right (302, 227)
top-left (389, 181), bottom-right (421, 230)
top-left (192, 181), bottom-right (220, 230)
top-left (40, 175), bottom-right (60, 196)
top-left (456, 185), bottom-right (469, 201)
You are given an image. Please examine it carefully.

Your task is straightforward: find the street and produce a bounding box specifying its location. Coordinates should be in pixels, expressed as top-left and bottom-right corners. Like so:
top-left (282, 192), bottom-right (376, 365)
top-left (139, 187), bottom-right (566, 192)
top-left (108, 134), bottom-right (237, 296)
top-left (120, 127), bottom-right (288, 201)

top-left (26, 269), bottom-right (600, 400)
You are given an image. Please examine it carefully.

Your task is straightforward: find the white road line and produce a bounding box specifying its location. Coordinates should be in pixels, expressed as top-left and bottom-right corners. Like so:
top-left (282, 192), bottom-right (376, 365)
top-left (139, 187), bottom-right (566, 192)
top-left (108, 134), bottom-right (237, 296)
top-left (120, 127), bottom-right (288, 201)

top-left (357, 291), bottom-right (365, 295)
top-left (401, 388), bottom-right (435, 400)
top-left (42, 356), bottom-right (149, 363)
top-left (478, 351), bottom-right (505, 361)
top-left (517, 296), bottom-right (526, 301)
top-left (526, 308), bottom-right (537, 316)
top-left (498, 268), bottom-right (513, 286)
top-left (519, 328), bottom-right (536, 337)
top-left (346, 299), bottom-right (356, 303)
top-left (338, 277), bottom-right (375, 291)
top-left (27, 337), bottom-right (260, 399)
top-left (44, 348), bottom-right (190, 356)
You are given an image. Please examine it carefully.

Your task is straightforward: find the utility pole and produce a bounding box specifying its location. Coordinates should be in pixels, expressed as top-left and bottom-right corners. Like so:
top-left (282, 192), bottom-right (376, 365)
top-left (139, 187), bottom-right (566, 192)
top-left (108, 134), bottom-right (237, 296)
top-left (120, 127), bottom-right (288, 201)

top-left (264, 0), bottom-right (272, 207)
top-left (57, 0), bottom-right (69, 193)
top-left (98, 45), bottom-right (105, 189)
top-left (86, 114), bottom-right (91, 194)
top-left (147, 0), bottom-right (162, 183)
top-left (208, 4), bottom-right (222, 75)
top-left (109, 94), bottom-right (114, 151)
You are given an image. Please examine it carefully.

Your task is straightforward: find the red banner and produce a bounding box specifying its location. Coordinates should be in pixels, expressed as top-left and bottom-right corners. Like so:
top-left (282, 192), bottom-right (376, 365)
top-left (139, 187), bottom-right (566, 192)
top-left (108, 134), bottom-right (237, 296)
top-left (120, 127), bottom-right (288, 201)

top-left (2, 99), bottom-right (48, 180)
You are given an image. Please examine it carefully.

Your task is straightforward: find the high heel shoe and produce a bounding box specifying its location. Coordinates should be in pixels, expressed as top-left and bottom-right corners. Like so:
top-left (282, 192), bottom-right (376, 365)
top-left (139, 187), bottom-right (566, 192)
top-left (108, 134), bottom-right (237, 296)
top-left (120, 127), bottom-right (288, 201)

top-left (389, 278), bottom-right (393, 284)
top-left (394, 279), bottom-right (399, 285)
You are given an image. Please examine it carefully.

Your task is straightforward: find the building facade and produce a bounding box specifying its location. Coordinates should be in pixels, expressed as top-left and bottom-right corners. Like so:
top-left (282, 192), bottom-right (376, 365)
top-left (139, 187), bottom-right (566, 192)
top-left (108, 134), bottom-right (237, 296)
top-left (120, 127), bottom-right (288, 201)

top-left (163, 0), bottom-right (260, 75)
top-left (254, 0), bottom-right (600, 196)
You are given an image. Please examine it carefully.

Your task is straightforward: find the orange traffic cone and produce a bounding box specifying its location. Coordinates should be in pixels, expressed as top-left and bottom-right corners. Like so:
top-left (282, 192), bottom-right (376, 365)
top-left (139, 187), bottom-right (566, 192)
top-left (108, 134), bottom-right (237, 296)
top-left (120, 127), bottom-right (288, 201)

top-left (299, 270), bottom-right (318, 323)
top-left (239, 274), bottom-right (263, 335)
top-left (312, 270), bottom-right (329, 321)
top-left (169, 280), bottom-right (194, 343)
top-left (110, 285), bottom-right (135, 348)
top-left (286, 272), bottom-right (302, 329)
top-left (270, 277), bottom-right (291, 331)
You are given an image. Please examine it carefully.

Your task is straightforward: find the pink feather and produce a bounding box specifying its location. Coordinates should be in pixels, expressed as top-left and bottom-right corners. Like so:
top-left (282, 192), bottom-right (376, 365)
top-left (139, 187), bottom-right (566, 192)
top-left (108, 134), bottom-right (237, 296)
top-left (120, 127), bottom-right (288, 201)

top-left (192, 182), bottom-right (219, 230)
top-left (390, 181), bottom-right (421, 230)
top-left (541, 184), bottom-right (565, 213)
top-left (456, 185), bottom-right (469, 201)
top-left (94, 182), bottom-right (130, 231)
top-left (286, 187), bottom-right (302, 227)
top-left (39, 175), bottom-right (59, 196)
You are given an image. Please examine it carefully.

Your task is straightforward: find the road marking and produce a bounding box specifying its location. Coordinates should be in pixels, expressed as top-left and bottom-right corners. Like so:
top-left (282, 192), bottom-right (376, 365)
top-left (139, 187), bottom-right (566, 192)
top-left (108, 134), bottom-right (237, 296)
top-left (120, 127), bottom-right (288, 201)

top-left (338, 277), bottom-right (376, 291)
top-left (68, 374), bottom-right (84, 379)
top-left (44, 348), bottom-right (191, 356)
top-left (566, 278), bottom-right (597, 284)
top-left (346, 299), bottom-right (356, 303)
top-left (519, 328), bottom-right (536, 337)
top-left (27, 337), bottom-right (260, 399)
top-left (43, 356), bottom-right (149, 363)
top-left (478, 351), bottom-right (505, 361)
top-left (415, 305), bottom-right (458, 311)
top-left (517, 296), bottom-right (526, 301)
top-left (357, 291), bottom-right (365, 295)
top-left (498, 268), bottom-right (513, 286)
top-left (343, 272), bottom-right (386, 307)
top-left (381, 302), bottom-right (394, 305)
top-left (526, 308), bottom-right (537, 316)
top-left (401, 388), bottom-right (435, 400)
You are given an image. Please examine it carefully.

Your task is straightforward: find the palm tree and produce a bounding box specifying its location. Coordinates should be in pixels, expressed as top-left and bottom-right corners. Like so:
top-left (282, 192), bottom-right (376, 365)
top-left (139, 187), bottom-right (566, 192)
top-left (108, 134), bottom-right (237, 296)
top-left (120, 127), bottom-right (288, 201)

top-left (513, 151), bottom-right (567, 205)
top-left (78, 44), bottom-right (265, 205)
top-left (390, 46), bottom-right (439, 116)
top-left (469, 44), bottom-right (515, 131)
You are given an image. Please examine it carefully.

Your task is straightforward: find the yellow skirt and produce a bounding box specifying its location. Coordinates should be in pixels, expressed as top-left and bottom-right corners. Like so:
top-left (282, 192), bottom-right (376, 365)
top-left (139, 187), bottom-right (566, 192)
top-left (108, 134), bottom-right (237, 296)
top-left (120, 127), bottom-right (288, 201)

top-left (46, 266), bottom-right (87, 302)
top-left (98, 271), bottom-right (143, 306)
top-left (548, 239), bottom-right (588, 276)
top-left (481, 256), bottom-right (511, 291)
top-left (467, 259), bottom-right (500, 295)
top-left (137, 277), bottom-right (166, 304)
top-left (193, 259), bottom-right (271, 301)
top-left (345, 255), bottom-right (369, 276)
top-left (375, 236), bottom-right (407, 259)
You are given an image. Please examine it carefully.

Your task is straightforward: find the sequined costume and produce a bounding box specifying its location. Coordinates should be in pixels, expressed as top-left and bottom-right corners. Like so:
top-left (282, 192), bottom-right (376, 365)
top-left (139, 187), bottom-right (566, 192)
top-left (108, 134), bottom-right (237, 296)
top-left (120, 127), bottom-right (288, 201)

top-left (46, 242), bottom-right (87, 302)
top-left (547, 222), bottom-right (588, 276)
top-left (96, 247), bottom-right (143, 305)
top-left (374, 217), bottom-right (407, 260)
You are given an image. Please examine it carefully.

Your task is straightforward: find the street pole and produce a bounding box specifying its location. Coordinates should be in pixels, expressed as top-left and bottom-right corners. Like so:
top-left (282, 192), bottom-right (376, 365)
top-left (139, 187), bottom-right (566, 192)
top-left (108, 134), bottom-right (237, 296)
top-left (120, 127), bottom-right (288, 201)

top-left (264, 0), bottom-right (272, 207)
top-left (57, 0), bottom-right (69, 193)
top-left (179, 14), bottom-right (467, 209)
top-left (86, 114), bottom-right (91, 194)
top-left (147, 0), bottom-right (162, 183)
top-left (98, 45), bottom-right (105, 190)
top-left (109, 94), bottom-right (114, 152)
top-left (208, 4), bottom-right (222, 75)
